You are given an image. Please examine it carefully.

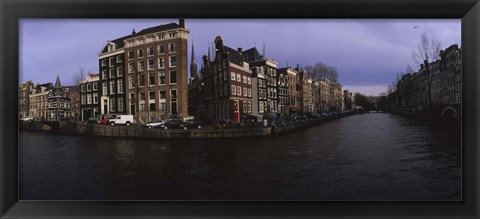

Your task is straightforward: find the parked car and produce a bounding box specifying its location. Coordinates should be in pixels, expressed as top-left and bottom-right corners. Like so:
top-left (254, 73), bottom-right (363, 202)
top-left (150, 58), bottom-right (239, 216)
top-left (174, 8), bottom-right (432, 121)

top-left (183, 119), bottom-right (202, 130)
top-left (145, 119), bottom-right (165, 128)
top-left (20, 117), bottom-right (33, 122)
top-left (109, 115), bottom-right (134, 126)
top-left (163, 119), bottom-right (184, 130)
top-left (85, 117), bottom-right (99, 124)
top-left (98, 119), bottom-right (108, 124)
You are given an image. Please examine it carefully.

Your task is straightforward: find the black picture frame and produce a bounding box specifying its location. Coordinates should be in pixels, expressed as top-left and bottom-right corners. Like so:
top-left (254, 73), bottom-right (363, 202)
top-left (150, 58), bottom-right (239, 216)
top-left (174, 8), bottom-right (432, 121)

top-left (1, 0), bottom-right (479, 218)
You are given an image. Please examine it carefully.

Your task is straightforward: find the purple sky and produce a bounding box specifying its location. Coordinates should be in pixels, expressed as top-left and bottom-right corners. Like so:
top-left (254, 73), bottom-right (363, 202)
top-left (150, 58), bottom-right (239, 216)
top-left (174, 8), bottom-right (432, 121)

top-left (20, 19), bottom-right (460, 96)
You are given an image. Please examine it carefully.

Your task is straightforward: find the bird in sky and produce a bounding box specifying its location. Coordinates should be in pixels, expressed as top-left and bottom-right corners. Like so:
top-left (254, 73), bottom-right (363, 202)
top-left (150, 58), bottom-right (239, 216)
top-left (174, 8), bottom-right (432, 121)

top-left (414, 26), bottom-right (419, 29)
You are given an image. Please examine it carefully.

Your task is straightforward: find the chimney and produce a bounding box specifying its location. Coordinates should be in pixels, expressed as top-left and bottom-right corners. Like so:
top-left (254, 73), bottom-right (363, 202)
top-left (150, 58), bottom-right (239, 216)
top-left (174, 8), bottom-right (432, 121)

top-left (179, 19), bottom-right (185, 28)
top-left (238, 47), bottom-right (242, 53)
top-left (132, 29), bottom-right (136, 36)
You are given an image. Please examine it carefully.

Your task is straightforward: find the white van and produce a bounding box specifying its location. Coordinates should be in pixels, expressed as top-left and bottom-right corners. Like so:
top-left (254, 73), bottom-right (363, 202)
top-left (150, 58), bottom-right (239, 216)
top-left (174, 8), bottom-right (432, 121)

top-left (109, 115), bottom-right (134, 126)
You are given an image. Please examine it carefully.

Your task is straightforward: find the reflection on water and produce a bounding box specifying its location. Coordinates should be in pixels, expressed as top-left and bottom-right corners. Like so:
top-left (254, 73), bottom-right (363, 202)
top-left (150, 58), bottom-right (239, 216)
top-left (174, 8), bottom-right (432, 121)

top-left (19, 113), bottom-right (461, 200)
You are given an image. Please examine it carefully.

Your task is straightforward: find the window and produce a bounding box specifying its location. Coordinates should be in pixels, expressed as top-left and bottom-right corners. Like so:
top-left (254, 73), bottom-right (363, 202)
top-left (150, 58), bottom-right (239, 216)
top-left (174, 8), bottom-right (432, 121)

top-left (231, 72), bottom-right (236, 81)
top-left (169, 32), bottom-right (177, 38)
top-left (158, 45), bottom-right (165, 54)
top-left (118, 98), bottom-right (124, 112)
top-left (243, 76), bottom-right (247, 84)
top-left (236, 73), bottom-right (241, 82)
top-left (138, 74), bottom-right (145, 87)
top-left (243, 101), bottom-right (247, 113)
top-left (170, 71), bottom-right (177, 84)
top-left (243, 87), bottom-right (247, 97)
top-left (116, 55), bottom-right (123, 63)
top-left (159, 71), bottom-right (166, 85)
top-left (86, 83), bottom-right (91, 91)
top-left (169, 56), bottom-right (176, 67)
top-left (110, 98), bottom-right (116, 112)
top-left (109, 57), bottom-right (114, 67)
top-left (81, 95), bottom-right (86, 105)
top-left (170, 89), bottom-right (177, 114)
top-left (128, 63), bottom-right (134, 74)
top-left (149, 73), bottom-right (155, 85)
top-left (138, 61), bottom-right (144, 71)
top-left (148, 46), bottom-right (154, 56)
top-left (102, 70), bottom-right (107, 79)
top-left (158, 58), bottom-right (165, 68)
top-left (224, 83), bottom-right (228, 96)
top-left (87, 94), bottom-right (92, 104)
top-left (149, 102), bottom-right (156, 111)
top-left (232, 85), bottom-right (236, 95)
top-left (117, 66), bottom-right (123, 77)
top-left (109, 68), bottom-right (115, 78)
top-left (110, 81), bottom-right (115, 94)
top-left (237, 86), bottom-right (241, 96)
top-left (92, 82), bottom-right (98, 91)
top-left (138, 49), bottom-right (143, 58)
top-left (102, 82), bottom-right (107, 95)
top-left (159, 90), bottom-right (166, 111)
top-left (149, 91), bottom-right (155, 111)
top-left (101, 59), bottom-right (107, 67)
top-left (128, 51), bottom-right (134, 60)
top-left (129, 76), bottom-right (135, 89)
top-left (81, 84), bottom-right (85, 92)
top-left (169, 43), bottom-right (176, 52)
top-left (247, 77), bottom-right (251, 85)
top-left (93, 93), bottom-right (98, 104)
top-left (148, 59), bottom-right (155, 70)
top-left (248, 88), bottom-right (251, 97)
top-left (117, 80), bottom-right (123, 93)
top-left (223, 70), bottom-right (227, 81)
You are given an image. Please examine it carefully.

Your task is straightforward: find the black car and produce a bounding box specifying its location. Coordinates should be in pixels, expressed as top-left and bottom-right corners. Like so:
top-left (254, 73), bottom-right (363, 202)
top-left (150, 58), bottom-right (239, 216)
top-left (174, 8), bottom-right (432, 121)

top-left (183, 119), bottom-right (202, 130)
top-left (163, 119), bottom-right (184, 130)
top-left (85, 117), bottom-right (99, 124)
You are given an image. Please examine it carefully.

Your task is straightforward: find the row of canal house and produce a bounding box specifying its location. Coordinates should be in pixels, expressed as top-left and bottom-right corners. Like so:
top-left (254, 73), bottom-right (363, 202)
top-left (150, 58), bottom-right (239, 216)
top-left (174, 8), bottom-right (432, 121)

top-left (19, 76), bottom-right (78, 121)
top-left (391, 44), bottom-right (461, 110)
top-left (188, 36), bottom-right (347, 124)
top-left (80, 19), bottom-right (189, 122)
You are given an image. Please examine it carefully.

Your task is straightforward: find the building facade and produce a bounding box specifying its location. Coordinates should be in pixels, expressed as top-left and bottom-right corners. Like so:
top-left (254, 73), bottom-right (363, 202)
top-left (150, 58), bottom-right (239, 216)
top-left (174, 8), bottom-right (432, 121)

top-left (19, 81), bottom-right (34, 119)
top-left (98, 34), bottom-right (128, 117)
top-left (80, 73), bottom-right (100, 121)
top-left (29, 83), bottom-right (53, 121)
top-left (124, 21), bottom-right (189, 123)
top-left (46, 76), bottom-right (72, 121)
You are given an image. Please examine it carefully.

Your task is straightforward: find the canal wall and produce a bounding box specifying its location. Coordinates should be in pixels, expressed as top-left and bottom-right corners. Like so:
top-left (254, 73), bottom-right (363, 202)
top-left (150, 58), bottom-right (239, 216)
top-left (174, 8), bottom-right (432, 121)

top-left (19, 112), bottom-right (355, 139)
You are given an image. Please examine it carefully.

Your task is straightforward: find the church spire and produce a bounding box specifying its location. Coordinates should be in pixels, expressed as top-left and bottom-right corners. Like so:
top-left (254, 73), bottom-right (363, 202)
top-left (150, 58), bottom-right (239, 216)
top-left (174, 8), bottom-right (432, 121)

top-left (190, 43), bottom-right (198, 78)
top-left (55, 75), bottom-right (62, 88)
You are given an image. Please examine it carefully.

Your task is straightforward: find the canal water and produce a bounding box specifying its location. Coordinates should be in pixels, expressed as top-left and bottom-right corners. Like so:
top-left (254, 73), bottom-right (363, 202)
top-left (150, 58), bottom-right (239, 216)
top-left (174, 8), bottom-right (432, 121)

top-left (19, 113), bottom-right (461, 200)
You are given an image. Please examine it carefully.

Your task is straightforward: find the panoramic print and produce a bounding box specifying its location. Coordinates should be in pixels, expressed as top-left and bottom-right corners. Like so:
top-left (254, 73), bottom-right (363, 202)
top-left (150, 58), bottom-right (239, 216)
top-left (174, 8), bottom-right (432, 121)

top-left (19, 19), bottom-right (461, 200)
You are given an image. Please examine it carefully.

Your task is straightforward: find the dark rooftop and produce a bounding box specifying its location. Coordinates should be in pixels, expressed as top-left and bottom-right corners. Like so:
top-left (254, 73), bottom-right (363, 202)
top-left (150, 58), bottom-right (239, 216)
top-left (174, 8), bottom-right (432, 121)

top-left (223, 46), bottom-right (245, 66)
top-left (242, 47), bottom-right (263, 63)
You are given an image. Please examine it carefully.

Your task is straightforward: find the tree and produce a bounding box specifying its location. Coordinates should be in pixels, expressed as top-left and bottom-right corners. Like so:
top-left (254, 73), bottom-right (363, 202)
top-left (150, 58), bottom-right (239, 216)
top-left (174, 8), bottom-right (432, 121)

top-left (354, 92), bottom-right (370, 108)
top-left (72, 67), bottom-right (87, 85)
top-left (304, 62), bottom-right (339, 82)
top-left (412, 33), bottom-right (441, 108)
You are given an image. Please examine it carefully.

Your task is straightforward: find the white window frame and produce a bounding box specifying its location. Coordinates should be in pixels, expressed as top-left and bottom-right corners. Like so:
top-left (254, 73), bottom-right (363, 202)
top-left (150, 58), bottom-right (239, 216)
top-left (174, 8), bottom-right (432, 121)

top-left (232, 85), bottom-right (236, 95)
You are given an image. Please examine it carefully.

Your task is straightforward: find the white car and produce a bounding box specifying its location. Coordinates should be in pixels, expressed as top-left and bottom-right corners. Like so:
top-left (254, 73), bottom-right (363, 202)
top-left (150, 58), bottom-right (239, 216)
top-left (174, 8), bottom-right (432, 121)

top-left (109, 115), bottom-right (134, 126)
top-left (145, 119), bottom-right (165, 128)
top-left (20, 117), bottom-right (33, 122)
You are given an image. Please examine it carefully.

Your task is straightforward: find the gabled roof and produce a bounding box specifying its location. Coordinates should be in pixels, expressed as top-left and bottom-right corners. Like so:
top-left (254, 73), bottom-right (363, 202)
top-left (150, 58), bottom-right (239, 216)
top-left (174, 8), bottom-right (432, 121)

top-left (100, 23), bottom-right (182, 54)
top-left (134, 23), bottom-right (181, 36)
top-left (242, 47), bottom-right (263, 62)
top-left (223, 46), bottom-right (245, 66)
top-left (101, 35), bottom-right (130, 53)
top-left (34, 83), bottom-right (53, 92)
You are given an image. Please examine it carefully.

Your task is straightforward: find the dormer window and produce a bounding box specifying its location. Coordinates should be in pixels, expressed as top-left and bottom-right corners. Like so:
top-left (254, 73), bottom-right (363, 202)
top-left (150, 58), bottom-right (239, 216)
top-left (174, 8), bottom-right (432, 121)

top-left (108, 43), bottom-right (115, 52)
top-left (169, 32), bottom-right (177, 38)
